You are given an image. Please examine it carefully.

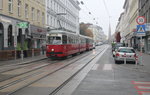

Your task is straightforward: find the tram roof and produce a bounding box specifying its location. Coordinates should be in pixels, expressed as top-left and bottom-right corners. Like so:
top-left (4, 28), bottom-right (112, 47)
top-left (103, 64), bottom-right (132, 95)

top-left (48, 29), bottom-right (77, 35)
top-left (47, 28), bottom-right (93, 40)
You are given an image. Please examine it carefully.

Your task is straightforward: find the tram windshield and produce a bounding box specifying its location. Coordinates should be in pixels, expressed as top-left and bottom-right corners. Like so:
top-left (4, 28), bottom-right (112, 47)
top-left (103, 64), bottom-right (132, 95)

top-left (47, 36), bottom-right (62, 45)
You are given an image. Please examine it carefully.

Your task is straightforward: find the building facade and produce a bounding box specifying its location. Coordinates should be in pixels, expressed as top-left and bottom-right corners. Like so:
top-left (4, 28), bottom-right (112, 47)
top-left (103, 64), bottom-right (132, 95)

top-left (88, 25), bottom-right (106, 44)
top-left (0, 0), bottom-right (46, 60)
top-left (116, 0), bottom-right (139, 47)
top-left (139, 0), bottom-right (150, 53)
top-left (46, 0), bottom-right (80, 34)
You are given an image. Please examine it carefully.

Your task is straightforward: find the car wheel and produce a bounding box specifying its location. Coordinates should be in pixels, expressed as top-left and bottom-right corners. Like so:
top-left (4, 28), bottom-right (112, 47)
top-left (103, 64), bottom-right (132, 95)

top-left (115, 60), bottom-right (119, 64)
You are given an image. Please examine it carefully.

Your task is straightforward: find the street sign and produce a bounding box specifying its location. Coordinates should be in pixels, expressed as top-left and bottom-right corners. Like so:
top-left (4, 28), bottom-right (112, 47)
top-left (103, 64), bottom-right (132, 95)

top-left (136, 16), bottom-right (146, 25)
top-left (17, 22), bottom-right (28, 28)
top-left (146, 23), bottom-right (150, 31)
top-left (136, 25), bottom-right (146, 36)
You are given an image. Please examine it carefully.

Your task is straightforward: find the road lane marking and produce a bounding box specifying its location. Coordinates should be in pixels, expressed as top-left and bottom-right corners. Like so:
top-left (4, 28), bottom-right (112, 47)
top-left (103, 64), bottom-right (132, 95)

top-left (91, 64), bottom-right (99, 70)
top-left (132, 81), bottom-right (150, 85)
top-left (103, 64), bottom-right (112, 70)
top-left (135, 86), bottom-right (150, 90)
top-left (138, 91), bottom-right (150, 95)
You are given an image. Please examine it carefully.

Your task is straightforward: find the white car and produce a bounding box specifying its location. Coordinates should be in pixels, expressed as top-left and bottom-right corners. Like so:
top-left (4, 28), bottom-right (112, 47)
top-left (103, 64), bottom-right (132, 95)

top-left (114, 47), bottom-right (137, 63)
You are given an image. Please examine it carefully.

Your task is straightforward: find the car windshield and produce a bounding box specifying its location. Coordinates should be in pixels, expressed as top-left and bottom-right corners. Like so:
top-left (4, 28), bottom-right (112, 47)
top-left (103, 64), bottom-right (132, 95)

top-left (118, 48), bottom-right (135, 53)
top-left (47, 36), bottom-right (62, 45)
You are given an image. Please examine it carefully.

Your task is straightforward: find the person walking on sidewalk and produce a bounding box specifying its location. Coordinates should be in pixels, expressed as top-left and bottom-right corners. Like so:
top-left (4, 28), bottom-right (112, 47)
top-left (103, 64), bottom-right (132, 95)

top-left (23, 40), bottom-right (28, 57)
top-left (41, 44), bottom-right (45, 55)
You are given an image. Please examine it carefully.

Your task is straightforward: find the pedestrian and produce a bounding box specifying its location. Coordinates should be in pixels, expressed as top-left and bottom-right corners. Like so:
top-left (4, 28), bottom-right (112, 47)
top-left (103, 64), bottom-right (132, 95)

top-left (23, 40), bottom-right (28, 57)
top-left (41, 45), bottom-right (45, 55)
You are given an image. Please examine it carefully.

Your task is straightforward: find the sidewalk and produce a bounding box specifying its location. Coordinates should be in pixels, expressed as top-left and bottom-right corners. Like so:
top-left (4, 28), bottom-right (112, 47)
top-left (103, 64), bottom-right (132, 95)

top-left (136, 51), bottom-right (150, 73)
top-left (0, 54), bottom-right (47, 66)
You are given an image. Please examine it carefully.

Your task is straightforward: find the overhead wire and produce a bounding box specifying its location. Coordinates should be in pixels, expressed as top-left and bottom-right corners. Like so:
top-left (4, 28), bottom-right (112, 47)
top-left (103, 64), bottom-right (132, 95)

top-left (78, 0), bottom-right (101, 25)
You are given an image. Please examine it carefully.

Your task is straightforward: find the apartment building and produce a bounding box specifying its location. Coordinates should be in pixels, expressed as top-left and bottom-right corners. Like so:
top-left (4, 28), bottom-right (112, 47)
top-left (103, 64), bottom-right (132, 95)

top-left (46, 0), bottom-right (80, 34)
top-left (88, 25), bottom-right (106, 43)
top-left (0, 0), bottom-right (46, 50)
top-left (0, 0), bottom-right (46, 60)
top-left (116, 0), bottom-right (138, 47)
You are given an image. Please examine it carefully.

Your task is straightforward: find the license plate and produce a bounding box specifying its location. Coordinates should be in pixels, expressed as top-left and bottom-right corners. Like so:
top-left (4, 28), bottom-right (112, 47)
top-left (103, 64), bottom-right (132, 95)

top-left (122, 55), bottom-right (131, 57)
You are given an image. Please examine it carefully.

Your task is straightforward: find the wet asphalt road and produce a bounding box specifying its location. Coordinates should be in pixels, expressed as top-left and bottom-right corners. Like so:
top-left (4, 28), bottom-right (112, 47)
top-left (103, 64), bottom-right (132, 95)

top-left (71, 45), bottom-right (150, 95)
top-left (1, 45), bottom-right (150, 95)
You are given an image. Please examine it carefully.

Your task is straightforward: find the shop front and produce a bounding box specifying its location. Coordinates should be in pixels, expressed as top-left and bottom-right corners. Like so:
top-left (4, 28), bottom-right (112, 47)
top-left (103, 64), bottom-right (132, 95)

top-left (0, 15), bottom-right (16, 60)
top-left (0, 15), bottom-right (32, 60)
top-left (30, 25), bottom-right (46, 56)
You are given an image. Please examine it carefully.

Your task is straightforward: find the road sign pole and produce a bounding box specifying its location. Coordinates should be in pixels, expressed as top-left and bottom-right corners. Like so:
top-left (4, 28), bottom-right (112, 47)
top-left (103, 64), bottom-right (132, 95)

top-left (140, 36), bottom-right (143, 66)
top-left (136, 16), bottom-right (146, 66)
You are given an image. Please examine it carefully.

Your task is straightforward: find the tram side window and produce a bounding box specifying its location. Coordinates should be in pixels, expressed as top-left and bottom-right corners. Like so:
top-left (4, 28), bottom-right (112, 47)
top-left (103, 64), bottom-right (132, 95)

top-left (62, 35), bottom-right (67, 44)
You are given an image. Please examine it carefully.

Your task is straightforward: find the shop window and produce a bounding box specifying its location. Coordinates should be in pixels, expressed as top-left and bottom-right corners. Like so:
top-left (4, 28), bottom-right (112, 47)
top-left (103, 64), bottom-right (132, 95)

top-left (8, 25), bottom-right (13, 47)
top-left (17, 29), bottom-right (22, 45)
top-left (0, 23), bottom-right (4, 50)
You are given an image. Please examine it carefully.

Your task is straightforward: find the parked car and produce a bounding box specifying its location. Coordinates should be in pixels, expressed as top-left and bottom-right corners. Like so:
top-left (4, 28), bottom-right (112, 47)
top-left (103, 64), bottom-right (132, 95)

top-left (114, 47), bottom-right (137, 64)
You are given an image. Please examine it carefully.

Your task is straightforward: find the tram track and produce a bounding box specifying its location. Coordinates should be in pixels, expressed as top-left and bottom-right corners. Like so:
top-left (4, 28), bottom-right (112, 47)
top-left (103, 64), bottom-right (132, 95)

top-left (49, 46), bottom-right (107, 95)
top-left (0, 50), bottom-right (94, 82)
top-left (0, 47), bottom-right (104, 95)
top-left (0, 58), bottom-right (50, 74)
top-left (0, 60), bottom-right (58, 82)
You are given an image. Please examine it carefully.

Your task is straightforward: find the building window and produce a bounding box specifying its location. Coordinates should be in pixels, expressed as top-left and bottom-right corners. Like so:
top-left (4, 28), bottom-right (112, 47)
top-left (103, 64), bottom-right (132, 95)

top-left (47, 15), bottom-right (49, 25)
top-left (25, 4), bottom-right (29, 18)
top-left (8, 0), bottom-right (13, 13)
top-left (31, 7), bottom-right (35, 20)
top-left (0, 0), bottom-right (3, 9)
top-left (37, 10), bottom-right (40, 22)
top-left (18, 0), bottom-right (21, 16)
top-left (50, 16), bottom-right (52, 26)
top-left (42, 12), bottom-right (45, 25)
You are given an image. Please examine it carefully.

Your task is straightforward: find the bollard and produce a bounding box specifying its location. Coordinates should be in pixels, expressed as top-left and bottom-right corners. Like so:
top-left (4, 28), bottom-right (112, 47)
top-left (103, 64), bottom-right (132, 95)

top-left (124, 53), bottom-right (126, 64)
top-left (135, 56), bottom-right (138, 65)
top-left (21, 50), bottom-right (24, 60)
top-left (32, 49), bottom-right (34, 57)
top-left (14, 49), bottom-right (17, 60)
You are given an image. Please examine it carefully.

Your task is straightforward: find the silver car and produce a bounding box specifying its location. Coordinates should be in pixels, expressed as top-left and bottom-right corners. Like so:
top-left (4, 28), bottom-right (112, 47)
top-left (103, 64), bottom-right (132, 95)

top-left (114, 47), bottom-right (137, 63)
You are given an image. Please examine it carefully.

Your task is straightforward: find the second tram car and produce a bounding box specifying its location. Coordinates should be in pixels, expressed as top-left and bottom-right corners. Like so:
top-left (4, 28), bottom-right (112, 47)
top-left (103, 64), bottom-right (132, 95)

top-left (46, 29), bottom-right (94, 59)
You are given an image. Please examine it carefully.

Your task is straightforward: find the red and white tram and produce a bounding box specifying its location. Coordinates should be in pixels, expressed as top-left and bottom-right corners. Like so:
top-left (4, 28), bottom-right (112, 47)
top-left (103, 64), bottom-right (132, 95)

top-left (46, 29), bottom-right (94, 59)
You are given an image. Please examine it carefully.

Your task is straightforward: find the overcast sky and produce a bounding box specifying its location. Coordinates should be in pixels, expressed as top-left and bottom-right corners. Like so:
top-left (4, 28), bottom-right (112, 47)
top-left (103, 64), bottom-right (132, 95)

top-left (78, 0), bottom-right (125, 36)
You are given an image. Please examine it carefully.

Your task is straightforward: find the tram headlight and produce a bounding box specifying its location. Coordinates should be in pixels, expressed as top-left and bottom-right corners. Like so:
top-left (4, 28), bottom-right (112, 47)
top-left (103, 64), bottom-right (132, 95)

top-left (51, 49), bottom-right (54, 51)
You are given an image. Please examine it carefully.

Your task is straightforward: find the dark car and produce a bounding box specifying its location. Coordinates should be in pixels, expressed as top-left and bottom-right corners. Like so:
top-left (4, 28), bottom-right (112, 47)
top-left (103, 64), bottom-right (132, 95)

top-left (112, 43), bottom-right (124, 57)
